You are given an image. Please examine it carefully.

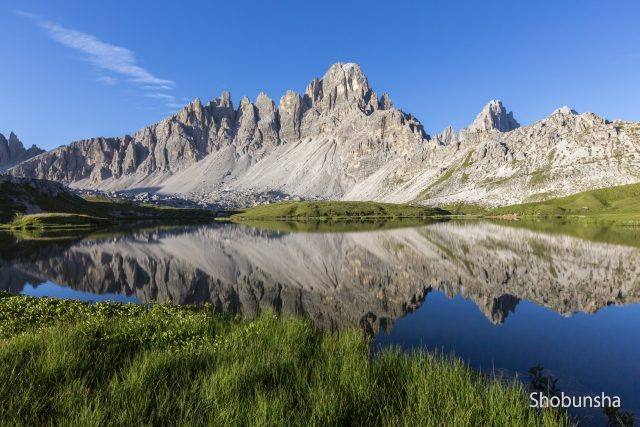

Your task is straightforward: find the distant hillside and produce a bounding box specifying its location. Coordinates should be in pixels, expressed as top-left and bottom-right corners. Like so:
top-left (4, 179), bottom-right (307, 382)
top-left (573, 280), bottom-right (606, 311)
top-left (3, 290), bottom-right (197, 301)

top-left (0, 132), bottom-right (44, 171)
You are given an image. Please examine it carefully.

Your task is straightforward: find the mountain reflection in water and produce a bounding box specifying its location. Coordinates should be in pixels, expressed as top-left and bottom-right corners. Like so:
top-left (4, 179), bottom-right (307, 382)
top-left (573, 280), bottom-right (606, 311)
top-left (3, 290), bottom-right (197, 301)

top-left (1, 221), bottom-right (639, 332)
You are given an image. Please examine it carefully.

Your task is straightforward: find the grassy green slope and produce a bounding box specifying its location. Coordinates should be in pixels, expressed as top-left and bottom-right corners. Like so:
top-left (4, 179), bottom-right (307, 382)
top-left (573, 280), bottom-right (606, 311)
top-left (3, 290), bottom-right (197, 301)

top-left (0, 293), bottom-right (567, 426)
top-left (231, 201), bottom-right (446, 221)
top-left (487, 183), bottom-right (640, 225)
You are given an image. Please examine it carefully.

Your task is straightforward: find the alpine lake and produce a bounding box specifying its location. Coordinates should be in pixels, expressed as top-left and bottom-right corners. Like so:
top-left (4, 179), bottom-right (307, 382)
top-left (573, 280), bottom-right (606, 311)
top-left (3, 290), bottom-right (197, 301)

top-left (1, 218), bottom-right (639, 424)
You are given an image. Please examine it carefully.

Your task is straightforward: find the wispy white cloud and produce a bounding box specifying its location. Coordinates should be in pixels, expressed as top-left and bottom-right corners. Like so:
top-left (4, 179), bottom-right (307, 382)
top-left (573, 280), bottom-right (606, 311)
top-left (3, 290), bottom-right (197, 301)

top-left (97, 76), bottom-right (117, 86)
top-left (18, 11), bottom-right (173, 86)
top-left (142, 85), bottom-right (172, 90)
top-left (144, 93), bottom-right (176, 101)
top-left (145, 94), bottom-right (187, 110)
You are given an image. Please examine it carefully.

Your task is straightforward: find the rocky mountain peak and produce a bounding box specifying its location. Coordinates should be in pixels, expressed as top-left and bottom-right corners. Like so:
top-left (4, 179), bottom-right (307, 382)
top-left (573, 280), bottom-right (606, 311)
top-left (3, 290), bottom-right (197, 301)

top-left (215, 91), bottom-right (233, 108)
top-left (468, 100), bottom-right (520, 132)
top-left (179, 97), bottom-right (203, 113)
top-left (8, 132), bottom-right (22, 151)
top-left (379, 93), bottom-right (393, 110)
top-left (255, 92), bottom-right (274, 107)
top-left (553, 106), bottom-right (578, 115)
top-left (0, 132), bottom-right (45, 171)
top-left (0, 133), bottom-right (9, 161)
top-left (173, 98), bottom-right (208, 128)
top-left (239, 96), bottom-right (252, 107)
top-left (435, 125), bottom-right (458, 145)
top-left (314, 62), bottom-right (374, 113)
top-left (321, 62), bottom-right (368, 87)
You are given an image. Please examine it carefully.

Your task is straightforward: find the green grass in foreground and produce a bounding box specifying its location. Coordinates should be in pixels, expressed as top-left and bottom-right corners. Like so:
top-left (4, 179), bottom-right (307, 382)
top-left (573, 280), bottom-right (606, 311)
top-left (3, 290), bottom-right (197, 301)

top-left (231, 201), bottom-right (446, 221)
top-left (0, 293), bottom-right (567, 426)
top-left (487, 183), bottom-right (640, 226)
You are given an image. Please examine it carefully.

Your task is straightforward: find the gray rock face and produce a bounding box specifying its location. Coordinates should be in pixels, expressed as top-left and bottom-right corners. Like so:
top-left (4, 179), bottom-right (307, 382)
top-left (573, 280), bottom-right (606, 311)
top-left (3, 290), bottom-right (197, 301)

top-left (0, 132), bottom-right (45, 171)
top-left (278, 90), bottom-right (303, 143)
top-left (435, 126), bottom-right (458, 146)
top-left (379, 93), bottom-right (393, 110)
top-left (467, 100), bottom-right (520, 133)
top-left (8, 63), bottom-right (640, 207)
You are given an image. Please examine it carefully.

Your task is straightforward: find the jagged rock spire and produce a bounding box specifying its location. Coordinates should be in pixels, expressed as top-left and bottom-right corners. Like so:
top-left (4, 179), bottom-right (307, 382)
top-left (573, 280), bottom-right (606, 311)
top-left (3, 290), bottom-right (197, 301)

top-left (468, 100), bottom-right (519, 132)
top-left (0, 132), bottom-right (45, 171)
top-left (435, 125), bottom-right (458, 145)
top-left (305, 62), bottom-right (381, 115)
top-left (279, 90), bottom-right (303, 143)
top-left (379, 93), bottom-right (393, 110)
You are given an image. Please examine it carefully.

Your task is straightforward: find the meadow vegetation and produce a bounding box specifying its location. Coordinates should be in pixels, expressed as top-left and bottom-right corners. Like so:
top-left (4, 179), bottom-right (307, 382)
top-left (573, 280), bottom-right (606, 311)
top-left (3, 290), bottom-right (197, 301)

top-left (0, 293), bottom-right (568, 426)
top-left (486, 182), bottom-right (640, 226)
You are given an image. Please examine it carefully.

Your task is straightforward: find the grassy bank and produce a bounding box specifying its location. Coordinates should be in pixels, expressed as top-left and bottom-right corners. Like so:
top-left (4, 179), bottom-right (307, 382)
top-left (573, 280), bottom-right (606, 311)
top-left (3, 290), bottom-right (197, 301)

top-left (0, 195), bottom-right (217, 233)
top-left (0, 293), bottom-right (567, 426)
top-left (0, 179), bottom-right (219, 232)
top-left (231, 201), bottom-right (446, 221)
top-left (486, 183), bottom-right (640, 226)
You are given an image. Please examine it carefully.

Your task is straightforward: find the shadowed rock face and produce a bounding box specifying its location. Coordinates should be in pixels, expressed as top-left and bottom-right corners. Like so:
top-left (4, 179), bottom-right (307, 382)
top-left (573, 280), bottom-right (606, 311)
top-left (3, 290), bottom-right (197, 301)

top-left (0, 132), bottom-right (45, 171)
top-left (2, 222), bottom-right (639, 331)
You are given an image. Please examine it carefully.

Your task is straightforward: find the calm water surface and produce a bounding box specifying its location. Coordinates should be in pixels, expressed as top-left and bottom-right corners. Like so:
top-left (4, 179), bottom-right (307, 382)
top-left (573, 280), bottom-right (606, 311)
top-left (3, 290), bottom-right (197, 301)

top-left (1, 220), bottom-right (639, 422)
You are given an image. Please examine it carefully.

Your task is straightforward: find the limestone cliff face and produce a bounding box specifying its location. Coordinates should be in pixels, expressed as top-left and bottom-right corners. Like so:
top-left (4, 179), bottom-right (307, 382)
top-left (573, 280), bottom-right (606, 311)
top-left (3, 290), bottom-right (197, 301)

top-left (10, 63), bottom-right (428, 200)
top-left (9, 63), bottom-right (640, 206)
top-left (0, 132), bottom-right (44, 171)
top-left (3, 222), bottom-right (639, 330)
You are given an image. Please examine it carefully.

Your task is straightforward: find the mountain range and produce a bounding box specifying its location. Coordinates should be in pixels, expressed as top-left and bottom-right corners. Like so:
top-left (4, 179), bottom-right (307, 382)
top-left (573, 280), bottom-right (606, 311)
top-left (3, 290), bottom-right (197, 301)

top-left (7, 63), bottom-right (640, 207)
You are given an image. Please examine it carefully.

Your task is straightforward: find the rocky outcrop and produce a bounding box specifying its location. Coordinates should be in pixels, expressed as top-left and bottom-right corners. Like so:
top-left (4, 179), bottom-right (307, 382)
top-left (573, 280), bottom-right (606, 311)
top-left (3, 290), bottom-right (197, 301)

top-left (0, 132), bottom-right (45, 171)
top-left (8, 63), bottom-right (640, 207)
top-left (467, 100), bottom-right (520, 133)
top-left (435, 126), bottom-right (458, 146)
top-left (2, 222), bottom-right (639, 329)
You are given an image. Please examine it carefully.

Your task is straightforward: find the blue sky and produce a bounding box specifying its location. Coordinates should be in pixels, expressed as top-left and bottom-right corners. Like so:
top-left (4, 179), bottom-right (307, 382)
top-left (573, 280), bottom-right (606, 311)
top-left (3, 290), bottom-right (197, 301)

top-left (1, 0), bottom-right (639, 150)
